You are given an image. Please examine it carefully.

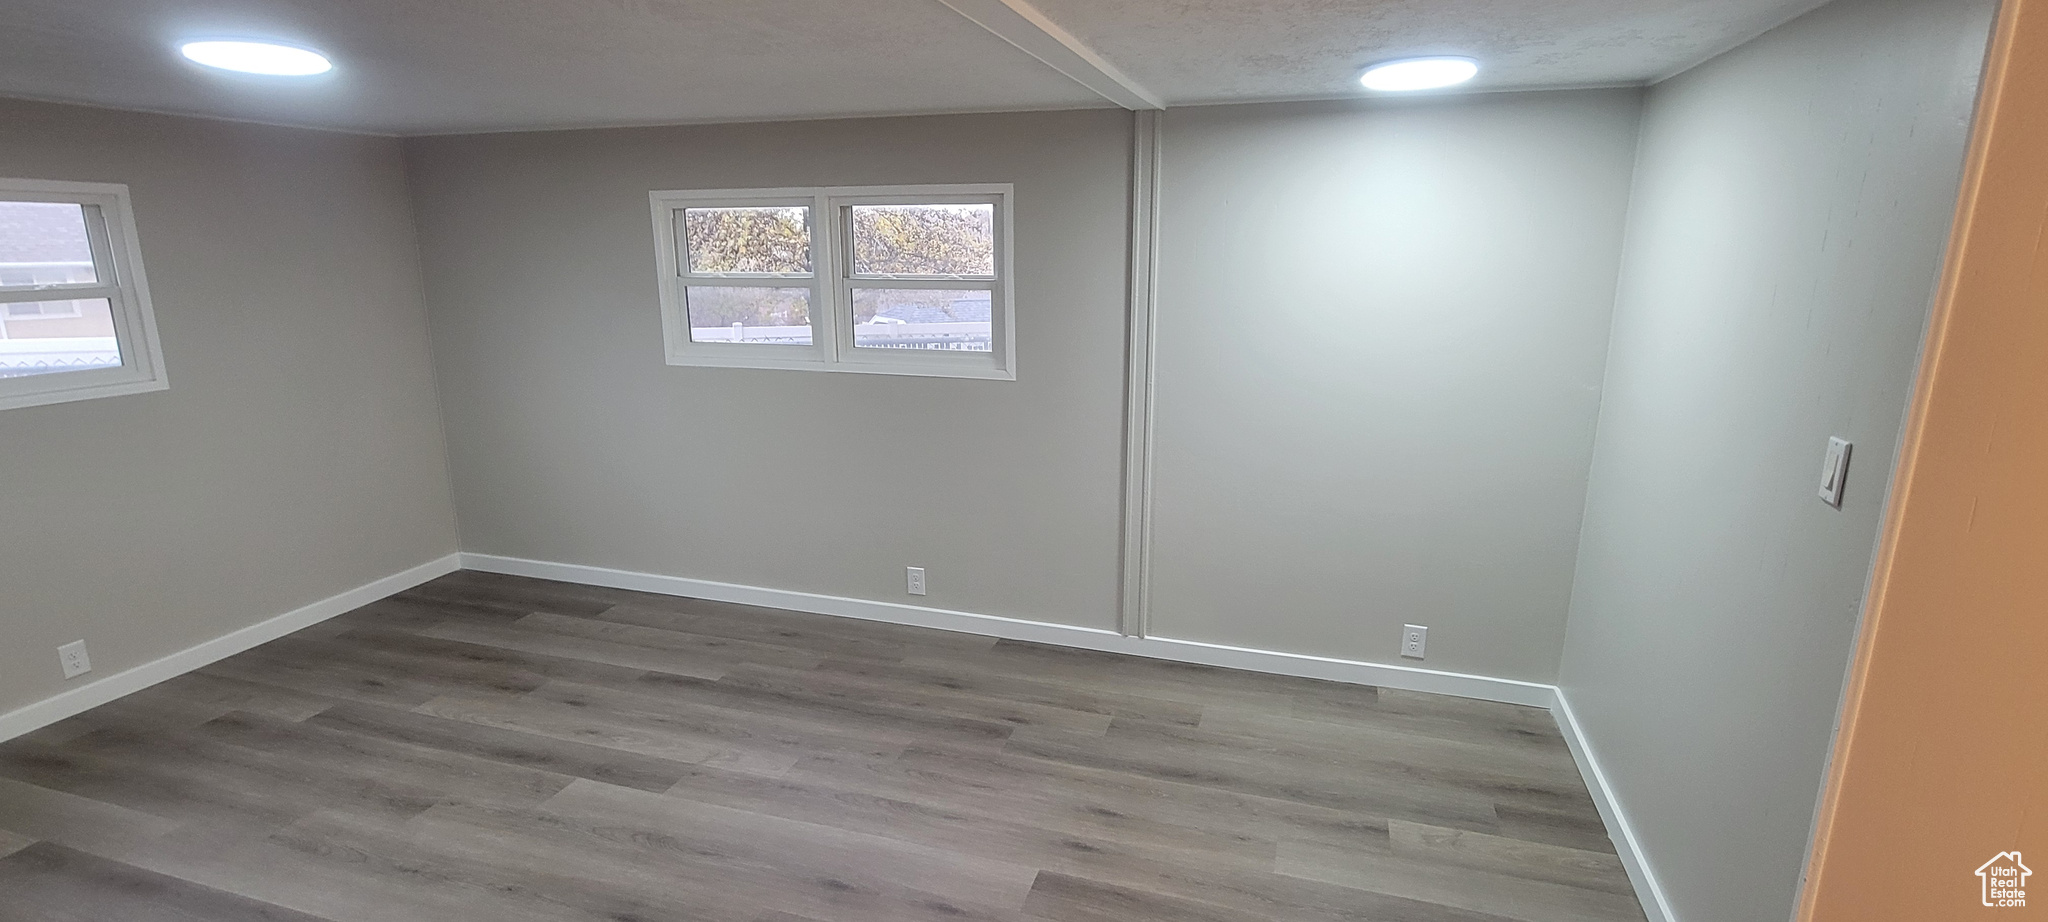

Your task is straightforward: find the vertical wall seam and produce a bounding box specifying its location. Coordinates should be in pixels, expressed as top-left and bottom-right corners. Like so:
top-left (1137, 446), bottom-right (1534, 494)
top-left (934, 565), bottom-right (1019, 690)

top-left (1118, 108), bottom-right (1163, 637)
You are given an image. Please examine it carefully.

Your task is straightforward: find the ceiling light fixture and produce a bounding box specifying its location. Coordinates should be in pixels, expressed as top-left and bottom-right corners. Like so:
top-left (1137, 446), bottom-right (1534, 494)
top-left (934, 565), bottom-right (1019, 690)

top-left (179, 40), bottom-right (333, 76)
top-left (1359, 57), bottom-right (1479, 92)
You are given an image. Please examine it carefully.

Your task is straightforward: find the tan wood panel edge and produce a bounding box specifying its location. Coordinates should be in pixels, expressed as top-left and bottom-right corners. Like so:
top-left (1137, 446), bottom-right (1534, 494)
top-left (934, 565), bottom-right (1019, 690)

top-left (1799, 0), bottom-right (2048, 917)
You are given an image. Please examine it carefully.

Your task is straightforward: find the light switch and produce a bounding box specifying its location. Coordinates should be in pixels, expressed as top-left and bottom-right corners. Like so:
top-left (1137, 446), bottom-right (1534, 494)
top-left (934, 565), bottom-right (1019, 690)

top-left (1818, 437), bottom-right (1852, 508)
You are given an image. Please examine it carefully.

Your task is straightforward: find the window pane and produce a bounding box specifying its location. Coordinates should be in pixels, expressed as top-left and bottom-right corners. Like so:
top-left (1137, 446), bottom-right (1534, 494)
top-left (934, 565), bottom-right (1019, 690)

top-left (0, 298), bottom-right (121, 378)
top-left (0, 201), bottom-right (99, 287)
top-left (683, 207), bottom-right (810, 275)
top-left (685, 286), bottom-right (813, 345)
top-left (851, 288), bottom-right (992, 352)
top-left (851, 204), bottom-right (993, 277)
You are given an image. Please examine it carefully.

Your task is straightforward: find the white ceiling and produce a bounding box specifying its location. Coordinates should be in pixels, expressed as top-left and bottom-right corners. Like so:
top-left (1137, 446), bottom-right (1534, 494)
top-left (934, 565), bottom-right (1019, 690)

top-left (1025, 0), bottom-right (1828, 103)
top-left (0, 0), bottom-right (1826, 135)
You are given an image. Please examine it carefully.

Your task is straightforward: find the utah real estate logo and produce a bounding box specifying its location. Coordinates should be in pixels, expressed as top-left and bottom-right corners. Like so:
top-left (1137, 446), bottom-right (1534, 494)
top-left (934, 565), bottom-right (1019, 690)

top-left (1978, 852), bottom-right (2030, 908)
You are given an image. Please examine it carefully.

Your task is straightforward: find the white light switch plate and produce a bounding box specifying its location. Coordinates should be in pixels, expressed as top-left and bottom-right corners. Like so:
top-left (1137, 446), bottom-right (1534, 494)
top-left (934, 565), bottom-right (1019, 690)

top-left (1819, 437), bottom-right (1852, 508)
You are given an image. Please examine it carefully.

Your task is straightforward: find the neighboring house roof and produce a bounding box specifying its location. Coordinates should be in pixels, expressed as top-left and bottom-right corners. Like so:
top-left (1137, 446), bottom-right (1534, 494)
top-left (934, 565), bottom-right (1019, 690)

top-left (0, 204), bottom-right (92, 264)
top-left (872, 292), bottom-right (991, 325)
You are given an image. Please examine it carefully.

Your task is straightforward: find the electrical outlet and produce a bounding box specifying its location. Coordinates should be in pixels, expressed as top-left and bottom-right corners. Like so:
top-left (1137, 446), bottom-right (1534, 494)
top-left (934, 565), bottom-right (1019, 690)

top-left (906, 566), bottom-right (927, 596)
top-left (58, 640), bottom-right (91, 679)
top-left (1400, 625), bottom-right (1427, 660)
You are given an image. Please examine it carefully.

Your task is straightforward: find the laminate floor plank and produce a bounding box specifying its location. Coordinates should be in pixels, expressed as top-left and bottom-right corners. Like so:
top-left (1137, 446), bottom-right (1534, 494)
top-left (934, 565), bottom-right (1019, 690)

top-left (720, 662), bottom-right (1118, 737)
top-left (1386, 819), bottom-right (1634, 895)
top-left (1196, 706), bottom-right (1574, 773)
top-left (410, 690), bottom-right (757, 768)
top-left (1277, 837), bottom-right (1645, 922)
top-left (965, 640), bottom-right (1385, 711)
top-left (196, 650), bottom-right (445, 712)
top-left (0, 841), bottom-right (335, 922)
top-left (186, 710), bottom-right (576, 811)
top-left (398, 794), bottom-right (1043, 922)
top-left (603, 599), bottom-right (1002, 659)
top-left (514, 611), bottom-right (832, 671)
top-left (1492, 802), bottom-right (1621, 853)
top-left (0, 736), bottom-right (324, 834)
top-left (417, 618), bottom-right (736, 680)
top-left (1123, 714), bottom-right (1595, 815)
top-left (321, 625), bottom-right (659, 689)
top-left (549, 778), bottom-right (1040, 909)
top-left (657, 756), bottom-right (1279, 876)
top-left (8, 726), bottom-right (439, 831)
top-left (323, 593), bottom-right (534, 633)
top-left (810, 656), bottom-right (1208, 726)
top-left (791, 743), bottom-right (1394, 855)
top-left (0, 776), bottom-right (177, 858)
top-left (1003, 720), bottom-right (1507, 832)
top-left (121, 811), bottom-right (695, 922)
top-left (236, 634), bottom-right (553, 700)
top-left (1022, 868), bottom-right (1528, 922)
top-left (0, 571), bottom-right (1645, 922)
top-left (622, 670), bottom-right (1026, 748)
top-left (49, 672), bottom-right (336, 737)
top-left (304, 700), bottom-right (698, 793)
top-left (0, 828), bottom-right (34, 860)
top-left (597, 604), bottom-right (929, 664)
top-left (400, 573), bottom-right (626, 617)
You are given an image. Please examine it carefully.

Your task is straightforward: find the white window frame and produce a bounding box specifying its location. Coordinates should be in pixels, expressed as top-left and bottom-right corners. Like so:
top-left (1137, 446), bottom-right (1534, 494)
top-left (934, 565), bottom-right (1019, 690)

top-left (0, 178), bottom-right (167, 411)
top-left (650, 183), bottom-right (1015, 380)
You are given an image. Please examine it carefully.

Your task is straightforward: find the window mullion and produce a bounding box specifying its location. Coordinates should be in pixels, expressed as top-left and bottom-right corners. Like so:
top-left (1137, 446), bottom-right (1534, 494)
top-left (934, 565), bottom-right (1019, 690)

top-left (846, 277), bottom-right (996, 291)
top-left (677, 274), bottom-right (812, 287)
top-left (817, 193), bottom-right (845, 365)
top-left (0, 285), bottom-right (121, 304)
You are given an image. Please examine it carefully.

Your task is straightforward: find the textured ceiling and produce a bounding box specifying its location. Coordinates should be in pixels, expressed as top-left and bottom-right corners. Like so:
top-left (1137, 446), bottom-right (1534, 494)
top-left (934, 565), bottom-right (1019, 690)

top-left (1027, 0), bottom-right (1827, 103)
top-left (0, 0), bottom-right (1108, 135)
top-left (0, 0), bottom-right (1828, 134)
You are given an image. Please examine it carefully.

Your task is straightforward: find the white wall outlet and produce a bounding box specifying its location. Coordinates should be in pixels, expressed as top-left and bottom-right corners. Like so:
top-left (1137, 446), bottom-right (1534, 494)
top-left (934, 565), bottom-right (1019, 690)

top-left (58, 640), bottom-right (91, 679)
top-left (1818, 437), bottom-right (1853, 508)
top-left (1400, 625), bottom-right (1427, 660)
top-left (906, 566), bottom-right (927, 596)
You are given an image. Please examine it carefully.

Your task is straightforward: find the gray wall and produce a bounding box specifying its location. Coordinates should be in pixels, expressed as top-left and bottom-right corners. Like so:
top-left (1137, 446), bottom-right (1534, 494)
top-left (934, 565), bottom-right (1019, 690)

top-left (1146, 91), bottom-right (1643, 682)
top-left (403, 110), bottom-right (1133, 630)
top-left (1555, 0), bottom-right (1996, 919)
top-left (0, 98), bottom-right (460, 718)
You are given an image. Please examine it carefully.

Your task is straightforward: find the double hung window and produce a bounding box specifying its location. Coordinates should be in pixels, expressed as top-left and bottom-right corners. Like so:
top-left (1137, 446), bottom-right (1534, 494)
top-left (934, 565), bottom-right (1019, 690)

top-left (0, 178), bottom-right (166, 411)
top-left (651, 184), bottom-right (1013, 379)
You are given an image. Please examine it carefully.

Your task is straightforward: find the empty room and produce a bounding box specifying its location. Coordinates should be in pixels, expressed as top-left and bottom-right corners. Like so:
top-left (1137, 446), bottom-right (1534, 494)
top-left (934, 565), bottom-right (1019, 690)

top-left (2, 0), bottom-right (2042, 920)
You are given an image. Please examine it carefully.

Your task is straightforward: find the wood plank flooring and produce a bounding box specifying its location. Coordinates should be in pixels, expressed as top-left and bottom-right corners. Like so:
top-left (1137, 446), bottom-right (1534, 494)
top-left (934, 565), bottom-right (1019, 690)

top-left (0, 571), bottom-right (1645, 922)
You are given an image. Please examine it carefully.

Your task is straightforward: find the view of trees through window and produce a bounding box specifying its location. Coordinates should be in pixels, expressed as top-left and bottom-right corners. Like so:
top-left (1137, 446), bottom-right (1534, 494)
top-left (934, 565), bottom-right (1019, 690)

top-left (682, 201), bottom-right (996, 350)
top-left (850, 204), bottom-right (993, 277)
top-left (683, 206), bottom-right (810, 275)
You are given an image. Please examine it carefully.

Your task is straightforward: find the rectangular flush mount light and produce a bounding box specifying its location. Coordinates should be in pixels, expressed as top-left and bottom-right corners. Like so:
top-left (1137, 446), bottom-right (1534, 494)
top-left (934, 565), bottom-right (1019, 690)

top-left (179, 39), bottom-right (333, 75)
top-left (1360, 57), bottom-right (1479, 91)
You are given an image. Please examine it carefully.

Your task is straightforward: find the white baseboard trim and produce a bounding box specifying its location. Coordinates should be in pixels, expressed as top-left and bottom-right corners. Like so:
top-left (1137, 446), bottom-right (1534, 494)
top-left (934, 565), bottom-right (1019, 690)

top-left (457, 552), bottom-right (1557, 708)
top-left (1553, 688), bottom-right (1678, 922)
top-left (0, 553), bottom-right (462, 744)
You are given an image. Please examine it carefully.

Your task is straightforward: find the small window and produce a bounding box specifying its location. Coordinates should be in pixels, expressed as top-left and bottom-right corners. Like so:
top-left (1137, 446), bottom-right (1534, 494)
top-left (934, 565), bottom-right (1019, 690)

top-left (651, 184), bottom-right (1013, 379)
top-left (0, 179), bottom-right (167, 411)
